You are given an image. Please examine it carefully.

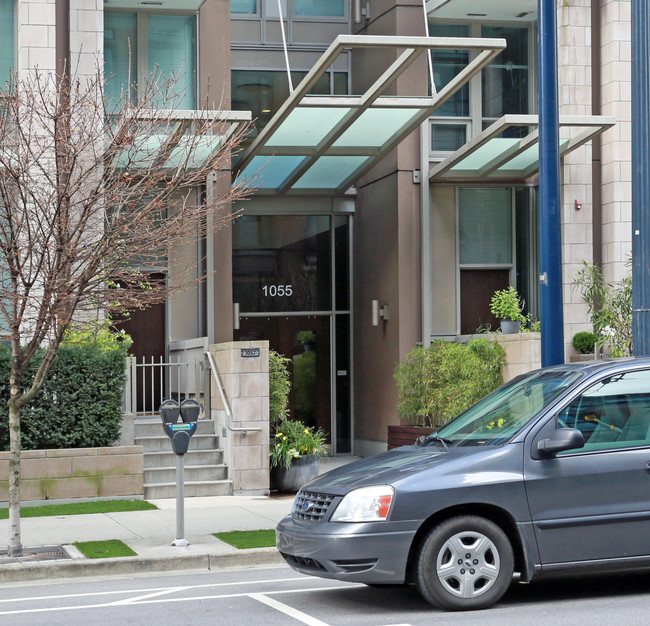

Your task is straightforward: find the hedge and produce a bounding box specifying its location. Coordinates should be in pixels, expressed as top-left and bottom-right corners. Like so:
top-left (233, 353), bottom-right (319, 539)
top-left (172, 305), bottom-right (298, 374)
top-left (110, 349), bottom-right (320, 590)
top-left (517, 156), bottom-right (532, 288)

top-left (0, 341), bottom-right (128, 451)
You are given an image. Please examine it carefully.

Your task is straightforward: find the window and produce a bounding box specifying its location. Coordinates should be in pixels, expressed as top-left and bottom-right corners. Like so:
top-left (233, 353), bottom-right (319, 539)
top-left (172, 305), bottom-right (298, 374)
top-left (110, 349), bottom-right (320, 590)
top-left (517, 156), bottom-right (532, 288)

top-left (459, 188), bottom-right (512, 266)
top-left (559, 370), bottom-right (650, 451)
top-left (104, 12), bottom-right (197, 109)
top-left (427, 21), bottom-right (533, 154)
top-left (231, 0), bottom-right (257, 13)
top-left (232, 0), bottom-right (344, 17)
top-left (0, 0), bottom-right (14, 86)
top-left (231, 68), bottom-right (348, 135)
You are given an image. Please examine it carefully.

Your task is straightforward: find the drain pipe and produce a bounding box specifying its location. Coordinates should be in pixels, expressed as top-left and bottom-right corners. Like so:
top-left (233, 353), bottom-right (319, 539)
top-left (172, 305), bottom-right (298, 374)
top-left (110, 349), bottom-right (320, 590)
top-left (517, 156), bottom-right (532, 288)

top-left (591, 0), bottom-right (602, 268)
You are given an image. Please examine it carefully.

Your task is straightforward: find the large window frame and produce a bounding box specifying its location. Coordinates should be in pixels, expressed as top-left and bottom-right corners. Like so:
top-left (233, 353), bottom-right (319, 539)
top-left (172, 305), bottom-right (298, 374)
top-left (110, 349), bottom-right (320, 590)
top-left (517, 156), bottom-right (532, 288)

top-left (104, 10), bottom-right (199, 109)
top-left (427, 19), bottom-right (537, 161)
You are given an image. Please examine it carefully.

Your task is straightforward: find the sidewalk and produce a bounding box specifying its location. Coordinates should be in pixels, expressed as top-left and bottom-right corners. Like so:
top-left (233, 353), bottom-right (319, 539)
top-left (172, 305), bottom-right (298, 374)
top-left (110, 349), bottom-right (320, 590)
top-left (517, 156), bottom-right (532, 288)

top-left (0, 457), bottom-right (358, 583)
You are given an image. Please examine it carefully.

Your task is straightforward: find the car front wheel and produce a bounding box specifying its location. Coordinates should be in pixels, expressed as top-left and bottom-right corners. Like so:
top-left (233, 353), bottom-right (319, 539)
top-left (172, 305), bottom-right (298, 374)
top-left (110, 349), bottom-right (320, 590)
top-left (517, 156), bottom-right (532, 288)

top-left (415, 515), bottom-right (514, 611)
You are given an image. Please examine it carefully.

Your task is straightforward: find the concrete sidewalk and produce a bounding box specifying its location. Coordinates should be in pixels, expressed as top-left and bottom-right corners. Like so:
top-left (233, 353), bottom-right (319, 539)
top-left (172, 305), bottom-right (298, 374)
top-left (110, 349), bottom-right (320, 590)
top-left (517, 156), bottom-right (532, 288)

top-left (0, 457), bottom-right (359, 583)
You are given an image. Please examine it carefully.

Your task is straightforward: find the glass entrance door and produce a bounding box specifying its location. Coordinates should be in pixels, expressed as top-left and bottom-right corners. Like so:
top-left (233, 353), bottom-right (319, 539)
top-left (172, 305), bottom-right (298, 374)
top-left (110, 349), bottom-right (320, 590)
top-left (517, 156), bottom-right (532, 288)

top-left (232, 214), bottom-right (351, 454)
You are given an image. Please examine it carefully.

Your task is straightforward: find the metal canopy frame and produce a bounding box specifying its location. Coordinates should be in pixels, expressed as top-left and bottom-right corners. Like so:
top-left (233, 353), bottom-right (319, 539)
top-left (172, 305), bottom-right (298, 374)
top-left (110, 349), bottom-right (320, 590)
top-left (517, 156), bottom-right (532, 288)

top-left (234, 34), bottom-right (507, 196)
top-left (428, 114), bottom-right (616, 183)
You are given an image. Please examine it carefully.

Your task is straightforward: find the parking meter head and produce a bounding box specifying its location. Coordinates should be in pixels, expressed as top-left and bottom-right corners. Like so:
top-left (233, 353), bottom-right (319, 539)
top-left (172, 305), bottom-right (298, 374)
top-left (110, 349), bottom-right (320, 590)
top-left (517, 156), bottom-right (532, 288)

top-left (180, 398), bottom-right (200, 423)
top-left (160, 398), bottom-right (181, 424)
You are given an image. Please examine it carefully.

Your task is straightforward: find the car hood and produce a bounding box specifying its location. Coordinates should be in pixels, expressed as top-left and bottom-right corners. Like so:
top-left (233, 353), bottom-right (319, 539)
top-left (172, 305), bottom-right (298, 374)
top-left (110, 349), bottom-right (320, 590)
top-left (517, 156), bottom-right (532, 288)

top-left (304, 445), bottom-right (479, 494)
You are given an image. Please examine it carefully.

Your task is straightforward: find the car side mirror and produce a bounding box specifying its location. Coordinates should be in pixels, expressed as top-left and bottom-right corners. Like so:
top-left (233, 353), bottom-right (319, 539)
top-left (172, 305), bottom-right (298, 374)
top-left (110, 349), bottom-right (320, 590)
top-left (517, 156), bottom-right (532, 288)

top-left (537, 428), bottom-right (584, 457)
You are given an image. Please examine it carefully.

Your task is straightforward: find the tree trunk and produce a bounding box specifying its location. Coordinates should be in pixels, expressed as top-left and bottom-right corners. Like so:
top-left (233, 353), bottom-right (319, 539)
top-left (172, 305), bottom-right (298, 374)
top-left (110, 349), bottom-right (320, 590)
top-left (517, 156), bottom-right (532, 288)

top-left (8, 399), bottom-right (22, 556)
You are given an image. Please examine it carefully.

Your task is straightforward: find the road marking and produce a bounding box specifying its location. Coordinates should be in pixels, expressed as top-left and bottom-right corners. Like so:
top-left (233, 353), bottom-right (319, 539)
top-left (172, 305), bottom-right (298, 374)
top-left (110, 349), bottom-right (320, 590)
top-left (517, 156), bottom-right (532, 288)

top-left (0, 575), bottom-right (307, 604)
top-left (250, 593), bottom-right (331, 626)
top-left (0, 582), bottom-right (363, 617)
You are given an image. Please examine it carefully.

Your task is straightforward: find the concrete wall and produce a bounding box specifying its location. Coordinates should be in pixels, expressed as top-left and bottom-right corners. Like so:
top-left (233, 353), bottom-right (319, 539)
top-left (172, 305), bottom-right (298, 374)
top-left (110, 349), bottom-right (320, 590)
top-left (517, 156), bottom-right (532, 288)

top-left (0, 446), bottom-right (144, 503)
top-left (352, 0), bottom-right (425, 458)
top-left (209, 340), bottom-right (270, 495)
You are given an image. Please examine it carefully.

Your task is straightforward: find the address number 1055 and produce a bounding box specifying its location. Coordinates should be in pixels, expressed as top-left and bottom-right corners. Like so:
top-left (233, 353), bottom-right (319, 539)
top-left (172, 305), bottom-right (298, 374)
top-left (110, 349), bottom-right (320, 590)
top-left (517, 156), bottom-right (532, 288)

top-left (262, 284), bottom-right (293, 297)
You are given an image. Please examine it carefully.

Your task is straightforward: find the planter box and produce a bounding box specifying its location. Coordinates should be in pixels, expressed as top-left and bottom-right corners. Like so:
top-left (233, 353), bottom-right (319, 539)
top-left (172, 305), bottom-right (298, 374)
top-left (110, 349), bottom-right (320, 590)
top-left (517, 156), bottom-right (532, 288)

top-left (387, 425), bottom-right (435, 450)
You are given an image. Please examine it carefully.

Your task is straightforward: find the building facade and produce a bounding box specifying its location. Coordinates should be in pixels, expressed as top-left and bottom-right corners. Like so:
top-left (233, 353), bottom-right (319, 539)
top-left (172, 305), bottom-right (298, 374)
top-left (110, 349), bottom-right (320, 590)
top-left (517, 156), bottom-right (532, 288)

top-left (0, 0), bottom-right (632, 459)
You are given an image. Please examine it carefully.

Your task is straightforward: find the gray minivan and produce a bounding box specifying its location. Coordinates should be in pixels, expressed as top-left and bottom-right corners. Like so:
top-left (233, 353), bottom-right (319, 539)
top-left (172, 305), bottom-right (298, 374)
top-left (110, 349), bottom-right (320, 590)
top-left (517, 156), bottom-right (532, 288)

top-left (276, 358), bottom-right (650, 611)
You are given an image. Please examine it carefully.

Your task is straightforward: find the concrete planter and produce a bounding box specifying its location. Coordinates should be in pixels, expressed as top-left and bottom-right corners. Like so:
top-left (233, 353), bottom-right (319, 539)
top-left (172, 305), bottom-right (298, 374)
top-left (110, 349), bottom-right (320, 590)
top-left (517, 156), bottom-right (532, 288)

top-left (270, 453), bottom-right (320, 493)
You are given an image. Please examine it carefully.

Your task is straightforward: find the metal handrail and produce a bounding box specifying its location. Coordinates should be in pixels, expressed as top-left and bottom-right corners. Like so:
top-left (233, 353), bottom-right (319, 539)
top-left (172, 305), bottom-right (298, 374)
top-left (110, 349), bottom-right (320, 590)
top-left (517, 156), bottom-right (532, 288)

top-left (204, 350), bottom-right (261, 435)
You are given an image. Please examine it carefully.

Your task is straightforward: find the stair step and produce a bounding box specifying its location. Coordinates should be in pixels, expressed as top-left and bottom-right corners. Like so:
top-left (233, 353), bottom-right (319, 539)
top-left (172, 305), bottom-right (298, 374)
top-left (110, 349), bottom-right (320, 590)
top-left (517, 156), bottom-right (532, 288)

top-left (144, 480), bottom-right (233, 499)
top-left (144, 464), bottom-right (227, 483)
top-left (135, 433), bottom-right (219, 452)
top-left (143, 449), bottom-right (223, 468)
top-left (134, 418), bottom-right (216, 438)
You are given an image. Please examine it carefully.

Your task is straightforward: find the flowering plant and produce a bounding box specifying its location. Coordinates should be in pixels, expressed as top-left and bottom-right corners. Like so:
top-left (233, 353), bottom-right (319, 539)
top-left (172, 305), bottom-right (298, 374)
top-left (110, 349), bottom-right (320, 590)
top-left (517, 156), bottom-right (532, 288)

top-left (269, 418), bottom-right (328, 469)
top-left (572, 261), bottom-right (632, 357)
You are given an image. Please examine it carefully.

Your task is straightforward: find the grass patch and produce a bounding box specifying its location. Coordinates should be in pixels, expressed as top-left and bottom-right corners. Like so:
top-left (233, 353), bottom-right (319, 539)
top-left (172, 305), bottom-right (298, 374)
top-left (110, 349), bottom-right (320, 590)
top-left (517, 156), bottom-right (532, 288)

top-left (214, 529), bottom-right (276, 550)
top-left (0, 499), bottom-right (157, 520)
top-left (74, 539), bottom-right (137, 559)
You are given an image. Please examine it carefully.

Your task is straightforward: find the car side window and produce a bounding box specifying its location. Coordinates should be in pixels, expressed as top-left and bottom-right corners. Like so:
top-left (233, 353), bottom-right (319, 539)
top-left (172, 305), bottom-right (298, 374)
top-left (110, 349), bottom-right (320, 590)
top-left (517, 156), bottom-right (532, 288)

top-left (557, 370), bottom-right (650, 452)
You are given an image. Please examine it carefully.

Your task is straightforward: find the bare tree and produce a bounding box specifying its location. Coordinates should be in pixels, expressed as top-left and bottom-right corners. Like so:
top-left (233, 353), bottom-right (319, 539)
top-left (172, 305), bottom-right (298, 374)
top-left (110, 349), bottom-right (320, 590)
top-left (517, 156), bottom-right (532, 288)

top-left (0, 66), bottom-right (251, 555)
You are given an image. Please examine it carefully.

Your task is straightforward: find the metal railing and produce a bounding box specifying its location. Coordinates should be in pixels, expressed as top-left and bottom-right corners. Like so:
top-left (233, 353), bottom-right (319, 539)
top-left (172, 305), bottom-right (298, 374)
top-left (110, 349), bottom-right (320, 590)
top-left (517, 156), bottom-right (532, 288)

top-left (123, 355), bottom-right (207, 418)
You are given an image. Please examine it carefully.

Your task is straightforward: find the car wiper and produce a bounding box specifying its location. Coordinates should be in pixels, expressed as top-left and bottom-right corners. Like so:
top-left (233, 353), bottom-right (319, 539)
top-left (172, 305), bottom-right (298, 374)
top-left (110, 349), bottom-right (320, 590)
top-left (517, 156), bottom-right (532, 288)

top-left (416, 434), bottom-right (452, 451)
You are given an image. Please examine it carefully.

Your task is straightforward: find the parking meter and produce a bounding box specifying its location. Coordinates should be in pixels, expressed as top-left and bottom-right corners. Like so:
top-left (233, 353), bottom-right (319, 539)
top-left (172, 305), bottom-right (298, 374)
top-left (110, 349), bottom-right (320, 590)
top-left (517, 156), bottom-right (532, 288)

top-left (160, 398), bottom-right (198, 455)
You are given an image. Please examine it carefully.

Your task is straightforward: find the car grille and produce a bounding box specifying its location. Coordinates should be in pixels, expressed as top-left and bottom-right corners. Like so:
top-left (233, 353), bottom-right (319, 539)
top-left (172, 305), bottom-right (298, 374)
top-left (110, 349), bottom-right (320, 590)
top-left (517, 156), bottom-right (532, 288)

top-left (293, 490), bottom-right (336, 521)
top-left (280, 552), bottom-right (327, 572)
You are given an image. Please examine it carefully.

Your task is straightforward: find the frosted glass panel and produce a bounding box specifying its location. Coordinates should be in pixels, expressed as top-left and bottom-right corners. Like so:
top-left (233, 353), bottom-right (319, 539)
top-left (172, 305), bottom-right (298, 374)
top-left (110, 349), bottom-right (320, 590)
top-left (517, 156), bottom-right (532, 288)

top-left (104, 13), bottom-right (137, 106)
top-left (148, 15), bottom-right (196, 109)
top-left (459, 188), bottom-right (512, 264)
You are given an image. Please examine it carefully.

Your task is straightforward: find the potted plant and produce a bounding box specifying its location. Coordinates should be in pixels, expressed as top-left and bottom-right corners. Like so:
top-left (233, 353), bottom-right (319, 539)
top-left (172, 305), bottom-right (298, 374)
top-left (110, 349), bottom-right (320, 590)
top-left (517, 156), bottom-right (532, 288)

top-left (571, 331), bottom-right (599, 361)
top-left (489, 286), bottom-right (526, 334)
top-left (390, 338), bottom-right (505, 448)
top-left (270, 418), bottom-right (328, 492)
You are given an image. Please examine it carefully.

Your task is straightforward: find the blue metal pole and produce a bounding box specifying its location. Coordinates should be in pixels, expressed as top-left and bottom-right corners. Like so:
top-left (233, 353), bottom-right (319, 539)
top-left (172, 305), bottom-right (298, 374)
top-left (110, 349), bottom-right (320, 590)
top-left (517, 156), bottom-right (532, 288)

top-left (632, 0), bottom-right (650, 356)
top-left (538, 0), bottom-right (564, 366)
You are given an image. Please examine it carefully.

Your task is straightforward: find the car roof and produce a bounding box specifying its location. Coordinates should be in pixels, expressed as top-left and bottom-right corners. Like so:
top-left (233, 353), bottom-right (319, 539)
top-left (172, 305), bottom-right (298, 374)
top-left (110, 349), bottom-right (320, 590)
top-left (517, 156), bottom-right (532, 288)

top-left (531, 356), bottom-right (650, 377)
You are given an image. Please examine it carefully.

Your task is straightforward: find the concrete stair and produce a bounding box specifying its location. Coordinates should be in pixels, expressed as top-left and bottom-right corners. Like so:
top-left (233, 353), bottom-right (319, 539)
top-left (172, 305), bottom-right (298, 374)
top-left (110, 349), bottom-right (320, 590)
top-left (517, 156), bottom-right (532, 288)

top-left (135, 418), bottom-right (232, 499)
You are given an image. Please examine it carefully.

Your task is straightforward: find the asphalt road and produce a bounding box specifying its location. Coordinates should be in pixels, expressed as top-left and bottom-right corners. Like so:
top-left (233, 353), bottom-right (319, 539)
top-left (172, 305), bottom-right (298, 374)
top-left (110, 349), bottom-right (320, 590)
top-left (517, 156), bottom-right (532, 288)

top-left (1, 564), bottom-right (650, 625)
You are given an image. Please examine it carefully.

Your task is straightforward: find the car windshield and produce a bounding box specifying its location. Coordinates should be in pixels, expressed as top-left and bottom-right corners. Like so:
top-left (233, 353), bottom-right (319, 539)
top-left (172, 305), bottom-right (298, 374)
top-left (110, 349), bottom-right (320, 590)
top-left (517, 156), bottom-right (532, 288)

top-left (420, 369), bottom-right (584, 448)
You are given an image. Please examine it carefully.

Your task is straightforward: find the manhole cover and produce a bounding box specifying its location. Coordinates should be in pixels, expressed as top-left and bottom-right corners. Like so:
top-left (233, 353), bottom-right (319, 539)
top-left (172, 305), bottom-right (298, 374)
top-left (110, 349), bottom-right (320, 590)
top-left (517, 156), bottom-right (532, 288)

top-left (0, 545), bottom-right (71, 564)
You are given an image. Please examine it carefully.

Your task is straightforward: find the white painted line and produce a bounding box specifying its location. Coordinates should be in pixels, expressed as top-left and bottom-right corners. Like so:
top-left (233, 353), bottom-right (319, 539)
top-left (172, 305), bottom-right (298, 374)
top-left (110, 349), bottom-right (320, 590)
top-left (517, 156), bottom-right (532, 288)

top-left (250, 593), bottom-right (331, 626)
top-left (0, 582), bottom-right (363, 617)
top-left (0, 575), bottom-right (307, 604)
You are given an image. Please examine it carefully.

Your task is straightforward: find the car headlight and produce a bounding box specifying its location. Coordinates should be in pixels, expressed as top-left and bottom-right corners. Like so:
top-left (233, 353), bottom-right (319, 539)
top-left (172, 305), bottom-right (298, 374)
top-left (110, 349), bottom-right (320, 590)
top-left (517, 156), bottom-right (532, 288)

top-left (330, 485), bottom-right (395, 522)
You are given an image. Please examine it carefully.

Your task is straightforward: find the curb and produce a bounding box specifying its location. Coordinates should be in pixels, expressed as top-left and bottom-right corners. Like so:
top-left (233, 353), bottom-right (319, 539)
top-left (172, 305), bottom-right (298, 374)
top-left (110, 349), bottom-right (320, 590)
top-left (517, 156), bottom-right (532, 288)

top-left (0, 548), bottom-right (285, 584)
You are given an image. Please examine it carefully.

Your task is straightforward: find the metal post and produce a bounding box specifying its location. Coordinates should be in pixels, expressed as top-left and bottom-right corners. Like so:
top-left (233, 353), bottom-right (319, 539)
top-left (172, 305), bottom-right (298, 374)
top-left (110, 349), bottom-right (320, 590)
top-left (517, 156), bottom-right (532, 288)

top-left (172, 454), bottom-right (188, 547)
top-left (538, 0), bottom-right (565, 366)
top-left (632, 0), bottom-right (650, 356)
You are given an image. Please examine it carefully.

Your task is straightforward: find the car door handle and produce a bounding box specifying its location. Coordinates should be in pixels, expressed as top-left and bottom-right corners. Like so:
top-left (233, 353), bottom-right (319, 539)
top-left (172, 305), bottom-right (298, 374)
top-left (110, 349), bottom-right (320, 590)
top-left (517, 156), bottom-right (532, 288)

top-left (644, 461), bottom-right (650, 474)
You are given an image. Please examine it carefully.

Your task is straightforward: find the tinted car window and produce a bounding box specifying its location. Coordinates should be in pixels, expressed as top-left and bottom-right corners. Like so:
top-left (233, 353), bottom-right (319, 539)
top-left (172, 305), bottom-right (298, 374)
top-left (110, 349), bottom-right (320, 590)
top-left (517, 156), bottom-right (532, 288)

top-left (424, 369), bottom-right (583, 447)
top-left (558, 369), bottom-right (650, 451)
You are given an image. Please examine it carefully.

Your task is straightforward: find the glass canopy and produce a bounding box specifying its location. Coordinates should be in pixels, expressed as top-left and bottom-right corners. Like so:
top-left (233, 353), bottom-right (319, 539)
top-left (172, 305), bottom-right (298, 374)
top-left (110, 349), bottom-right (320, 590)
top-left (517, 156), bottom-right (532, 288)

top-left (429, 114), bottom-right (615, 182)
top-left (111, 109), bottom-right (251, 171)
top-left (235, 34), bottom-right (507, 195)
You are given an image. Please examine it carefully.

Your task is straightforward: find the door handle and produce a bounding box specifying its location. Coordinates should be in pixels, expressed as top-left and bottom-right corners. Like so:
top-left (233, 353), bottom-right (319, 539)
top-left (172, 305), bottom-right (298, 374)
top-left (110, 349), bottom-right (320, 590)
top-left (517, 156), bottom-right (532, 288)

top-left (644, 461), bottom-right (650, 474)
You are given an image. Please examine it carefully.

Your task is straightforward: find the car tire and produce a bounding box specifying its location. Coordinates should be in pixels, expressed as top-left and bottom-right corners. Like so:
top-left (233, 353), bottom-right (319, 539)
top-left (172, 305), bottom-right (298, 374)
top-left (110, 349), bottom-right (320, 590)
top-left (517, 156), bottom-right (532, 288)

top-left (415, 515), bottom-right (514, 611)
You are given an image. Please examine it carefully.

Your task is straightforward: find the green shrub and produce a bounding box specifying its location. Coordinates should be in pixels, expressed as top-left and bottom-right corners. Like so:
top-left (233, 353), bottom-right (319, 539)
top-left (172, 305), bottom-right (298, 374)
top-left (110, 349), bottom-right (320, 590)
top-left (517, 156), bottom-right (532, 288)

top-left (269, 350), bottom-right (291, 432)
top-left (572, 331), bottom-right (598, 355)
top-left (394, 338), bottom-right (506, 428)
top-left (0, 336), bottom-right (130, 451)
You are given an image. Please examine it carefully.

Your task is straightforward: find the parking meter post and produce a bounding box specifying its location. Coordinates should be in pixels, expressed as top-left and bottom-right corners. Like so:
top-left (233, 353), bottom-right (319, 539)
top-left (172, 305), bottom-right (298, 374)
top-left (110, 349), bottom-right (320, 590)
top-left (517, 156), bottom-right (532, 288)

top-left (172, 454), bottom-right (188, 547)
top-left (159, 398), bottom-right (198, 547)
